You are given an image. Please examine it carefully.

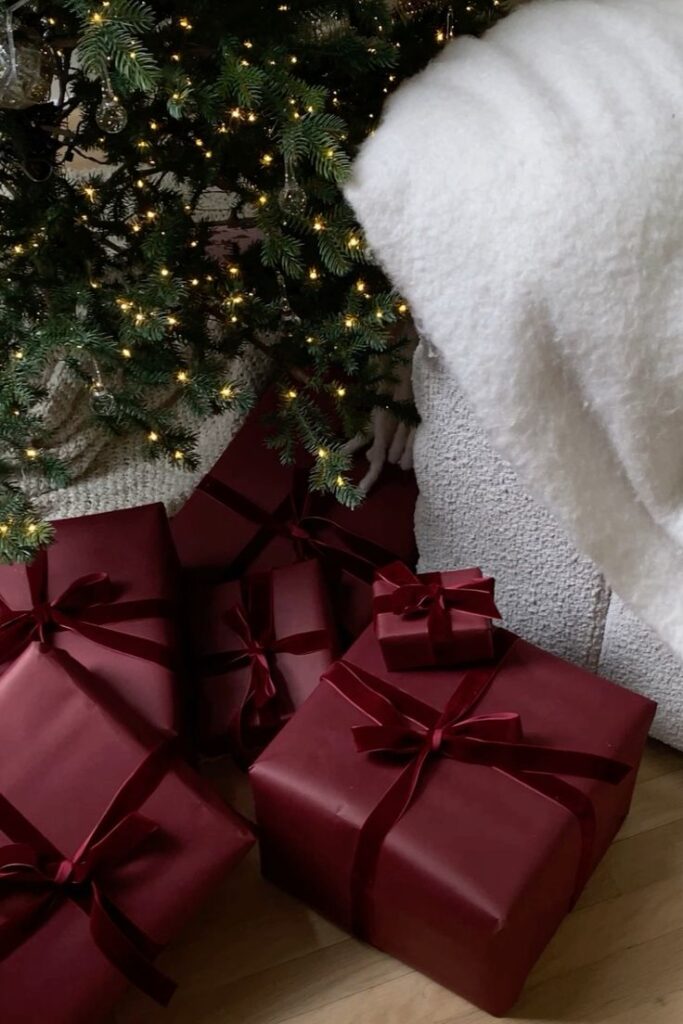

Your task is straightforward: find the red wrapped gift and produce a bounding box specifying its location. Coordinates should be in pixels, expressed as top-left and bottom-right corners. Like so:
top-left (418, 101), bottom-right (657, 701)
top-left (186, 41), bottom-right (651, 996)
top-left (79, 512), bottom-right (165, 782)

top-left (171, 392), bottom-right (418, 638)
top-left (251, 626), bottom-right (656, 1016)
top-left (373, 563), bottom-right (501, 670)
top-left (192, 560), bottom-right (336, 762)
top-left (0, 643), bottom-right (254, 1024)
top-left (0, 504), bottom-right (181, 733)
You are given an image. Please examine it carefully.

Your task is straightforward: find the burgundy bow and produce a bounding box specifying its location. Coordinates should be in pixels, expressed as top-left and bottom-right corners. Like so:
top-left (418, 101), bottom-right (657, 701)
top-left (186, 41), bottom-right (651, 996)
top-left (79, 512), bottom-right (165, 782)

top-left (374, 562), bottom-right (500, 653)
top-left (203, 602), bottom-right (329, 755)
top-left (199, 467), bottom-right (397, 583)
top-left (323, 648), bottom-right (631, 939)
top-left (0, 744), bottom-right (176, 1006)
top-left (0, 548), bottom-right (174, 668)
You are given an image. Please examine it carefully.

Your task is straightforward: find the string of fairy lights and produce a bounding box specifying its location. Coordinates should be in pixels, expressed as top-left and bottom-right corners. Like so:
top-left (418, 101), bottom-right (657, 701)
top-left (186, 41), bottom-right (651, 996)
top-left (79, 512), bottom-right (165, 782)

top-left (0, 0), bottom-right (488, 542)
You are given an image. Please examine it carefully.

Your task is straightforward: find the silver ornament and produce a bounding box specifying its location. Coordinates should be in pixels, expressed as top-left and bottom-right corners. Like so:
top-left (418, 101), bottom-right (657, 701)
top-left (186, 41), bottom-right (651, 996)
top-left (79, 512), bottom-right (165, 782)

top-left (278, 173), bottom-right (307, 218)
top-left (96, 93), bottom-right (128, 134)
top-left (89, 380), bottom-right (116, 415)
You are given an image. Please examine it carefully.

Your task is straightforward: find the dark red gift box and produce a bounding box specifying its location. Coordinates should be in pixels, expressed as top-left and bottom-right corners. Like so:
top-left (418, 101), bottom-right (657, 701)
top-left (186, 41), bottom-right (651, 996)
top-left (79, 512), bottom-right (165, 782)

top-left (0, 643), bottom-right (254, 1024)
top-left (251, 625), bottom-right (656, 1016)
top-left (171, 393), bottom-right (418, 638)
top-left (192, 559), bottom-right (336, 762)
top-left (0, 503), bottom-right (182, 733)
top-left (373, 563), bottom-right (500, 670)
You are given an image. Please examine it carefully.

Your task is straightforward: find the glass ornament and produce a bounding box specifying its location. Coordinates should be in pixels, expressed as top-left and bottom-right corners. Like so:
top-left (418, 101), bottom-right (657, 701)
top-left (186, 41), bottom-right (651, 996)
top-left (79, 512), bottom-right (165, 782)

top-left (0, 38), bottom-right (53, 109)
top-left (278, 172), bottom-right (307, 218)
top-left (89, 380), bottom-right (116, 415)
top-left (96, 93), bottom-right (128, 134)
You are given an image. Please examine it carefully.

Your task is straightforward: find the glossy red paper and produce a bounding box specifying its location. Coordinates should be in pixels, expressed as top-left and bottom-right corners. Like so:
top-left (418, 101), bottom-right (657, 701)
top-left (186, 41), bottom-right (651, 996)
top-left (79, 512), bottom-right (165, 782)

top-left (251, 626), bottom-right (655, 1015)
top-left (0, 503), bottom-right (182, 732)
top-left (0, 644), bottom-right (254, 1024)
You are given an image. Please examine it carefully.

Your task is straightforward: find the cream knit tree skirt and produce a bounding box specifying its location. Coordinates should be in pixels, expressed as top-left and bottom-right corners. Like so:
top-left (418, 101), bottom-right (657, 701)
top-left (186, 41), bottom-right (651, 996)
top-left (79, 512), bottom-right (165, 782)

top-left (30, 353), bottom-right (268, 522)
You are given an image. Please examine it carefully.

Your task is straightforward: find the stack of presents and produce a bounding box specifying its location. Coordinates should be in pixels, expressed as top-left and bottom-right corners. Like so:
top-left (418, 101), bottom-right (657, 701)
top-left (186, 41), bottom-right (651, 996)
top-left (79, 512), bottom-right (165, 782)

top-left (0, 391), bottom-right (656, 1021)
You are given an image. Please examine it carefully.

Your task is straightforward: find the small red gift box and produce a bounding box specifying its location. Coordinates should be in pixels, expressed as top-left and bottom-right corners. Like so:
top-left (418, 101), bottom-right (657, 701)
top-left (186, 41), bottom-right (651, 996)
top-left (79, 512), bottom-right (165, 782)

top-left (0, 503), bottom-right (181, 733)
top-left (251, 625), bottom-right (655, 1016)
top-left (192, 559), bottom-right (336, 763)
top-left (0, 643), bottom-right (254, 1024)
top-left (171, 391), bottom-right (418, 639)
top-left (373, 563), bottom-right (500, 670)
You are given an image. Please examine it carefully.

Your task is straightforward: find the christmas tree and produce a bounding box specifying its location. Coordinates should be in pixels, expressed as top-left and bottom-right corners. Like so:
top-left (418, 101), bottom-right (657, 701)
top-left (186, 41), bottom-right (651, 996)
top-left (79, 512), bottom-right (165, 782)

top-left (0, 0), bottom-right (514, 561)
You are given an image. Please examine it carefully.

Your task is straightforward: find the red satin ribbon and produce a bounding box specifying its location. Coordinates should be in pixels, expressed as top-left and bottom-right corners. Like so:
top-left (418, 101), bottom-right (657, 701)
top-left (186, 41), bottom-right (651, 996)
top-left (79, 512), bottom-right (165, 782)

top-left (0, 548), bottom-right (174, 668)
top-left (201, 580), bottom-right (329, 757)
top-left (323, 642), bottom-right (631, 940)
top-left (199, 467), bottom-right (398, 583)
top-left (0, 742), bottom-right (176, 1006)
top-left (374, 562), bottom-right (501, 658)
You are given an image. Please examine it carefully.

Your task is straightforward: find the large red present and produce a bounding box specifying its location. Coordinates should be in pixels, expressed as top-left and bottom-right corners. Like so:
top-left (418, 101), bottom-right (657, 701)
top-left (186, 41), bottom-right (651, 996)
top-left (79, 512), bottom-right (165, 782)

top-left (251, 625), bottom-right (655, 1016)
top-left (192, 559), bottom-right (337, 762)
top-left (0, 504), bottom-right (181, 732)
top-left (373, 563), bottom-right (500, 670)
top-left (0, 643), bottom-right (254, 1024)
top-left (171, 393), bottom-right (418, 638)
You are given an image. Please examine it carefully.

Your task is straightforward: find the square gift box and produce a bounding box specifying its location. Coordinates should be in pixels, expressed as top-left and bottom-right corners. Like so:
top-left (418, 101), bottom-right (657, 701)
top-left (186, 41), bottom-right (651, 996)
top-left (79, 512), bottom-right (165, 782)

top-left (0, 503), bottom-right (182, 733)
top-left (0, 643), bottom-right (254, 1024)
top-left (251, 625), bottom-right (656, 1016)
top-left (191, 559), bottom-right (337, 762)
top-left (171, 391), bottom-right (418, 639)
top-left (373, 563), bottom-right (500, 670)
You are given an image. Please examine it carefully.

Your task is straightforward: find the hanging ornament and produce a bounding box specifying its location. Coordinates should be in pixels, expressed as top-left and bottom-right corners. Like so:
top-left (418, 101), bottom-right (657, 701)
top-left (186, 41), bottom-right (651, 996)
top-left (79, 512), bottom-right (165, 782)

top-left (307, 14), bottom-right (350, 41)
top-left (276, 272), bottom-right (302, 336)
top-left (278, 169), bottom-right (307, 218)
top-left (89, 378), bottom-right (116, 415)
top-left (96, 87), bottom-right (128, 134)
top-left (0, 4), bottom-right (53, 110)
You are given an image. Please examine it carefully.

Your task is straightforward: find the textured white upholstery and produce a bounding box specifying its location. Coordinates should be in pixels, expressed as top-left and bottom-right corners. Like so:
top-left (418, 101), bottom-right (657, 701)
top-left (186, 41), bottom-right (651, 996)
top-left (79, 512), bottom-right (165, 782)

top-left (413, 342), bottom-right (679, 746)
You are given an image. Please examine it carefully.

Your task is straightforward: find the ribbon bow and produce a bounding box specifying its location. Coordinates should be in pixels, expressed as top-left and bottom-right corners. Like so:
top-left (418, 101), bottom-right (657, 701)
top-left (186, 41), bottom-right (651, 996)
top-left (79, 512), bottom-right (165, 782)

top-left (0, 745), bottom-right (176, 1006)
top-left (199, 467), bottom-right (398, 583)
top-left (0, 548), bottom-right (174, 668)
top-left (374, 562), bottom-right (500, 657)
top-left (202, 600), bottom-right (329, 756)
top-left (323, 647), bottom-right (631, 938)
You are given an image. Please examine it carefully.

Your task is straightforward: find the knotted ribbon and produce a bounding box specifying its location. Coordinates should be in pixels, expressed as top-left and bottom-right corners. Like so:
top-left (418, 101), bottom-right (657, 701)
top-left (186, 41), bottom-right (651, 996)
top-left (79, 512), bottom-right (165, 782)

top-left (323, 640), bottom-right (631, 939)
top-left (373, 562), bottom-right (500, 661)
top-left (0, 547), bottom-right (174, 668)
top-left (0, 742), bottom-right (176, 1005)
top-left (199, 467), bottom-right (398, 583)
top-left (201, 578), bottom-right (330, 758)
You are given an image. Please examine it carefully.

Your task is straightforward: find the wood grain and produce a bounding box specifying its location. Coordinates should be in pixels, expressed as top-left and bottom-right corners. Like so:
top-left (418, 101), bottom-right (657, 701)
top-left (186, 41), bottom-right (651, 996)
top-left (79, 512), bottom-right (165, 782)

top-left (113, 740), bottom-right (683, 1024)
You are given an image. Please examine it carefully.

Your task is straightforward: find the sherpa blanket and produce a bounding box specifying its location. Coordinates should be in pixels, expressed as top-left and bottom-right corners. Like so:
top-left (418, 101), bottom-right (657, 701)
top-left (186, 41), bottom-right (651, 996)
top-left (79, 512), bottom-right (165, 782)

top-left (346, 0), bottom-right (683, 664)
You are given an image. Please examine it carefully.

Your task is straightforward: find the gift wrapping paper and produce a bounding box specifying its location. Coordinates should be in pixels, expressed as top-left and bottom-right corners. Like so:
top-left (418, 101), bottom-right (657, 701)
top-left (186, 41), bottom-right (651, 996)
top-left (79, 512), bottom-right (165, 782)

top-left (251, 625), bottom-right (655, 1015)
top-left (172, 392), bottom-right (418, 639)
top-left (373, 563), bottom-right (500, 670)
top-left (192, 559), bottom-right (336, 761)
top-left (0, 503), bottom-right (182, 733)
top-left (0, 643), bottom-right (254, 1024)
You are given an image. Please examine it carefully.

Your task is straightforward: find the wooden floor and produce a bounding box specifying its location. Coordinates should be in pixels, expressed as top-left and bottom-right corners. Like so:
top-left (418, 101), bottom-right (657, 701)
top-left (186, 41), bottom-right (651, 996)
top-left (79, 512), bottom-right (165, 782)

top-left (113, 740), bottom-right (683, 1024)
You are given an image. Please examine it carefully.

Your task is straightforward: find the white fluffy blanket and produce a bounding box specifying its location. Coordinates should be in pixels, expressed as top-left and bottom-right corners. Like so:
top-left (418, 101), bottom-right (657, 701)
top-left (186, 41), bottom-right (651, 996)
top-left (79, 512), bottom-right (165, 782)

top-left (346, 0), bottom-right (683, 663)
